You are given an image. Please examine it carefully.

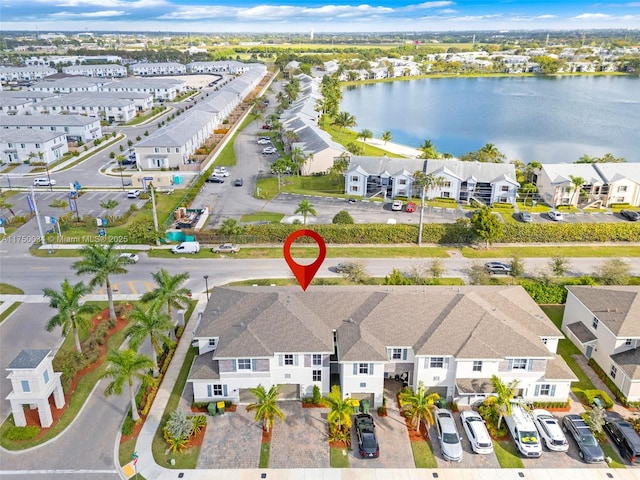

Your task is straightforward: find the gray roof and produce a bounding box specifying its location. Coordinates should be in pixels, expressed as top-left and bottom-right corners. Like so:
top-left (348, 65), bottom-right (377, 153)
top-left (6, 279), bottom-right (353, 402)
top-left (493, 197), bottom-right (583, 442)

top-left (539, 163), bottom-right (604, 186)
top-left (0, 91), bottom-right (56, 100)
top-left (456, 378), bottom-right (493, 394)
top-left (594, 163), bottom-right (640, 184)
top-left (0, 129), bottom-right (66, 143)
top-left (348, 156), bottom-right (425, 177)
top-left (30, 76), bottom-right (105, 89)
top-left (610, 348), bottom-right (640, 380)
top-left (195, 286), bottom-right (560, 362)
top-left (565, 321), bottom-right (597, 344)
top-left (544, 354), bottom-right (579, 381)
top-left (37, 93), bottom-right (134, 108)
top-left (426, 159), bottom-right (518, 184)
top-left (136, 110), bottom-right (213, 148)
top-left (0, 113), bottom-right (98, 127)
top-left (8, 349), bottom-right (51, 369)
top-left (566, 286), bottom-right (640, 337)
top-left (99, 77), bottom-right (186, 90)
top-left (189, 355), bottom-right (220, 380)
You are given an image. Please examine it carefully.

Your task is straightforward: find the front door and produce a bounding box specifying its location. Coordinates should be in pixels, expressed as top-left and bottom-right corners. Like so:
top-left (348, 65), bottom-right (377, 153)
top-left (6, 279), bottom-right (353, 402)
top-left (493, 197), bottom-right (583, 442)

top-left (586, 345), bottom-right (593, 359)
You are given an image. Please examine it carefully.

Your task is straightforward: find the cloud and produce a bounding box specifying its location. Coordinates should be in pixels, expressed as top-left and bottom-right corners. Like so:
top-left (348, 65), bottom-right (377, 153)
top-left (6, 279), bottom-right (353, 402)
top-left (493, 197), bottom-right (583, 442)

top-left (51, 9), bottom-right (126, 17)
top-left (49, 0), bottom-right (166, 7)
top-left (573, 13), bottom-right (612, 19)
top-left (439, 8), bottom-right (458, 14)
top-left (535, 14), bottom-right (557, 19)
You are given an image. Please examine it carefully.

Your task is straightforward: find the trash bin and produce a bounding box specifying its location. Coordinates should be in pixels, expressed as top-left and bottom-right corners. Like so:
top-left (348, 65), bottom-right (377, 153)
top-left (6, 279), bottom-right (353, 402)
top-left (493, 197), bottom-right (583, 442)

top-left (436, 398), bottom-right (447, 409)
top-left (217, 401), bottom-right (226, 415)
top-left (362, 399), bottom-right (370, 414)
top-left (207, 402), bottom-right (217, 416)
top-left (173, 175), bottom-right (182, 185)
top-left (352, 399), bottom-right (360, 414)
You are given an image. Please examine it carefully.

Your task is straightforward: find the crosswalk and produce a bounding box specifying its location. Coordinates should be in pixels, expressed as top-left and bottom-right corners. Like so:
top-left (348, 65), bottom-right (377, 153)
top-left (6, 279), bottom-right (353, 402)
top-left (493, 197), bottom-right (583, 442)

top-left (95, 281), bottom-right (156, 295)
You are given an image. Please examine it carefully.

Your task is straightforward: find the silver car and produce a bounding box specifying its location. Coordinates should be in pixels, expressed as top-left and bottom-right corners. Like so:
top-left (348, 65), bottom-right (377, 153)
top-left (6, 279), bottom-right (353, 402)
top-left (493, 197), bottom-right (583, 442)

top-left (460, 410), bottom-right (494, 454)
top-left (435, 408), bottom-right (463, 462)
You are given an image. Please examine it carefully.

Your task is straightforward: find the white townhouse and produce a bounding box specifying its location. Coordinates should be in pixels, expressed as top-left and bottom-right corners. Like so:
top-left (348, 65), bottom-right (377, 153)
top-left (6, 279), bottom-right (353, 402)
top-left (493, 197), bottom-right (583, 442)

top-left (91, 91), bottom-right (154, 113)
top-left (0, 91), bottom-right (56, 104)
top-left (287, 121), bottom-right (347, 174)
top-left (189, 286), bottom-right (575, 408)
top-left (192, 90), bottom-right (239, 120)
top-left (0, 114), bottom-right (102, 143)
top-left (29, 76), bottom-right (107, 93)
top-left (562, 286), bottom-right (640, 402)
top-left (129, 62), bottom-right (186, 76)
top-left (0, 96), bottom-right (32, 116)
top-left (593, 163), bottom-right (640, 207)
top-left (186, 61), bottom-right (253, 74)
top-left (0, 66), bottom-right (57, 83)
top-left (31, 93), bottom-right (137, 123)
top-left (344, 157), bottom-right (519, 204)
top-left (62, 64), bottom-right (127, 78)
top-left (98, 77), bottom-right (187, 100)
top-left (0, 129), bottom-right (68, 164)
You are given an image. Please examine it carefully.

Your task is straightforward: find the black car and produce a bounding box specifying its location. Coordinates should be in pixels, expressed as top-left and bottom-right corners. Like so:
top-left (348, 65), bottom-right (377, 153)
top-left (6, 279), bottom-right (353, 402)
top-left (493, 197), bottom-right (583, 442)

top-left (354, 414), bottom-right (379, 458)
top-left (603, 415), bottom-right (640, 464)
top-left (484, 261), bottom-right (513, 275)
top-left (234, 178), bottom-right (243, 187)
top-left (562, 414), bottom-right (604, 463)
top-left (206, 176), bottom-right (224, 183)
top-left (620, 210), bottom-right (640, 221)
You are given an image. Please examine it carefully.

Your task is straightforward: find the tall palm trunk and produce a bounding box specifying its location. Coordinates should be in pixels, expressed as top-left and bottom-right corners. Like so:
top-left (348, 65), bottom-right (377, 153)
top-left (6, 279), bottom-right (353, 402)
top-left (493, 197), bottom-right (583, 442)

top-left (105, 276), bottom-right (116, 320)
top-left (129, 380), bottom-right (139, 421)
top-left (418, 185), bottom-right (426, 246)
top-left (72, 317), bottom-right (82, 353)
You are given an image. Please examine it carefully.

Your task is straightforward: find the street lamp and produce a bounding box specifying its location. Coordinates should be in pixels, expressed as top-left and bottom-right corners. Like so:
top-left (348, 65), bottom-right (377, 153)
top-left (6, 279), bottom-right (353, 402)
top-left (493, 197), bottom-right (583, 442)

top-left (45, 163), bottom-right (53, 192)
top-left (203, 275), bottom-right (210, 301)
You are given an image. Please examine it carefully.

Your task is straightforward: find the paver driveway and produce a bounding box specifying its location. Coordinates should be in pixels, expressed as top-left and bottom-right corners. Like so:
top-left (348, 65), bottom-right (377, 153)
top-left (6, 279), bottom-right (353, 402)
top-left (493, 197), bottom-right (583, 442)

top-left (269, 402), bottom-right (330, 468)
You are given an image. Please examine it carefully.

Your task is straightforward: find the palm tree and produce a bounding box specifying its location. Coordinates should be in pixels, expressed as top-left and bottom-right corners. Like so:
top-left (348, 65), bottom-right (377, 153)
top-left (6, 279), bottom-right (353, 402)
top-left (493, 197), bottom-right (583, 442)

top-left (331, 111), bottom-right (357, 139)
top-left (43, 279), bottom-right (95, 353)
top-left (398, 381), bottom-right (440, 433)
top-left (358, 129), bottom-right (373, 144)
top-left (125, 305), bottom-right (175, 377)
top-left (569, 175), bottom-right (585, 207)
top-left (140, 268), bottom-right (191, 320)
top-left (418, 139), bottom-right (439, 159)
top-left (294, 199), bottom-right (316, 225)
top-left (245, 384), bottom-right (285, 433)
top-left (72, 242), bottom-right (130, 321)
top-left (101, 348), bottom-right (153, 422)
top-left (100, 199), bottom-right (119, 219)
top-left (381, 130), bottom-right (392, 145)
top-left (322, 385), bottom-right (358, 431)
top-left (525, 161), bottom-right (542, 184)
top-left (490, 374), bottom-right (520, 429)
top-left (413, 171), bottom-right (446, 245)
top-left (219, 218), bottom-right (244, 236)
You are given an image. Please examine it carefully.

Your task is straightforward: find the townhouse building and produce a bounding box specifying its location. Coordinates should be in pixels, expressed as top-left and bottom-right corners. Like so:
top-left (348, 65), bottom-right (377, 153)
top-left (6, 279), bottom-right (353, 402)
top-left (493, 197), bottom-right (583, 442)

top-left (29, 75), bottom-right (106, 94)
top-left (0, 96), bottom-right (32, 116)
top-left (0, 114), bottom-right (102, 143)
top-left (98, 77), bottom-right (187, 100)
top-left (562, 286), bottom-right (640, 402)
top-left (186, 61), bottom-right (252, 74)
top-left (62, 64), bottom-right (127, 78)
top-left (0, 129), bottom-right (68, 164)
top-left (189, 286), bottom-right (575, 408)
top-left (0, 66), bottom-right (57, 83)
top-left (31, 93), bottom-right (137, 123)
top-left (129, 62), bottom-right (187, 76)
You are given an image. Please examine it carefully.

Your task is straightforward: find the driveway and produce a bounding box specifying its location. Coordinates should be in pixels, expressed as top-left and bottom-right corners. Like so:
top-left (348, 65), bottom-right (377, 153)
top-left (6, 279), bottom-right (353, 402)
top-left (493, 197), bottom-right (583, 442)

top-left (269, 402), bottom-right (330, 468)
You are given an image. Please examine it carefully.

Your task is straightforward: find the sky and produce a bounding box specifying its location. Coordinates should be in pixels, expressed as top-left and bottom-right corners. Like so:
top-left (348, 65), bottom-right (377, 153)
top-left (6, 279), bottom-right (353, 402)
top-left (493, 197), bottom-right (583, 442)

top-left (1, 0), bottom-right (639, 33)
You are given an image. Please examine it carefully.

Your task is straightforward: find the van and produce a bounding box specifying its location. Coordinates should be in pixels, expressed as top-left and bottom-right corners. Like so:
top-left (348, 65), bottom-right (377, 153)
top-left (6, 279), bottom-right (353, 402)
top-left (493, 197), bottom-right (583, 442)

top-left (504, 402), bottom-right (542, 458)
top-left (171, 241), bottom-right (200, 254)
top-left (33, 178), bottom-right (56, 186)
top-left (604, 416), bottom-right (640, 464)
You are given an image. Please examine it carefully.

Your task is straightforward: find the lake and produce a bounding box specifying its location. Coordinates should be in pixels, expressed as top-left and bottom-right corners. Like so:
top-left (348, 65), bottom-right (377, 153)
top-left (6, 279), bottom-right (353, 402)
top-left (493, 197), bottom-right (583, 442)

top-left (340, 76), bottom-right (640, 163)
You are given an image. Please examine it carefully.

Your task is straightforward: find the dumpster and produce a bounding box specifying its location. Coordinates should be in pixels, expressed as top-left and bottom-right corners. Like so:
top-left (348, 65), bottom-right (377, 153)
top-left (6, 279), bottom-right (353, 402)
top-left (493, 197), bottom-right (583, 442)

top-left (352, 399), bottom-right (360, 414)
top-left (217, 401), bottom-right (226, 415)
top-left (361, 399), bottom-right (370, 414)
top-left (207, 402), bottom-right (217, 416)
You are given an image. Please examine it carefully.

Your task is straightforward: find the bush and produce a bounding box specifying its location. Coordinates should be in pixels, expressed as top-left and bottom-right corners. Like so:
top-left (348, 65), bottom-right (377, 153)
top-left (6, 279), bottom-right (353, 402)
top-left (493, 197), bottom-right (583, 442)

top-left (332, 210), bottom-right (354, 224)
top-left (5, 425), bottom-right (40, 441)
top-left (531, 400), bottom-right (570, 409)
top-left (581, 389), bottom-right (614, 409)
top-left (122, 410), bottom-right (134, 436)
top-left (312, 384), bottom-right (322, 405)
top-left (587, 358), bottom-right (630, 406)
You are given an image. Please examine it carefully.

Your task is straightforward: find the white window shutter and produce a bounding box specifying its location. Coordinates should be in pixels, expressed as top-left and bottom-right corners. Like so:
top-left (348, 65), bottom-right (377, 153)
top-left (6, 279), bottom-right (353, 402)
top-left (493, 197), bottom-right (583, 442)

top-left (207, 385), bottom-right (212, 397)
top-left (223, 385), bottom-right (228, 396)
top-left (369, 363), bottom-right (374, 375)
top-left (534, 384), bottom-right (540, 396)
top-left (527, 360), bottom-right (533, 371)
top-left (279, 355), bottom-right (283, 367)
top-left (387, 348), bottom-right (392, 360)
top-left (402, 349), bottom-right (407, 361)
top-left (550, 385), bottom-right (556, 397)
top-left (294, 355), bottom-right (299, 366)
top-left (353, 363), bottom-right (358, 375)
top-left (508, 359), bottom-right (513, 370)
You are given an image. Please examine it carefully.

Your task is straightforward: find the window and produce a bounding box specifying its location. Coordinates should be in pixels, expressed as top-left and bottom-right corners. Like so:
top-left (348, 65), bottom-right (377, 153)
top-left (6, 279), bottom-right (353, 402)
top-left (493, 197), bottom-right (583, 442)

top-left (237, 359), bottom-right (251, 370)
top-left (618, 185), bottom-right (628, 192)
top-left (350, 185), bottom-right (359, 192)
top-left (21, 380), bottom-right (30, 393)
top-left (208, 338), bottom-right (216, 346)
top-left (592, 317), bottom-right (599, 330)
top-left (208, 384), bottom-right (223, 396)
top-left (175, 148), bottom-right (179, 153)
top-left (312, 354), bottom-right (322, 366)
top-left (501, 185), bottom-right (509, 192)
top-left (472, 361), bottom-right (483, 372)
top-left (443, 181), bottom-right (451, 188)
top-left (392, 348), bottom-right (403, 360)
top-left (358, 363), bottom-right (369, 375)
top-left (284, 354), bottom-right (294, 366)
top-left (313, 370), bottom-right (321, 382)
top-left (441, 192), bottom-right (451, 198)
top-left (625, 339), bottom-right (632, 346)
top-left (43, 369), bottom-right (50, 384)
top-left (35, 143), bottom-right (40, 148)
top-left (541, 338), bottom-right (548, 345)
top-left (539, 384), bottom-right (551, 396)
top-left (359, 382), bottom-right (366, 388)
top-left (610, 365), bottom-right (617, 379)
top-left (154, 147), bottom-right (159, 153)
top-left (399, 179), bottom-right (407, 185)
top-left (350, 175), bottom-right (359, 182)
top-left (430, 357), bottom-right (444, 368)
top-left (534, 383), bottom-right (556, 397)
top-left (511, 359), bottom-right (528, 370)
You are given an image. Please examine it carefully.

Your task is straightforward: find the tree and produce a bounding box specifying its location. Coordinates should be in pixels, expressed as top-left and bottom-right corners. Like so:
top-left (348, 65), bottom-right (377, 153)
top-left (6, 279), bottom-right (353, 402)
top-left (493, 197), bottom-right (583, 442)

top-left (331, 111), bottom-right (357, 138)
top-left (595, 258), bottom-right (630, 285)
top-left (418, 139), bottom-right (439, 159)
top-left (569, 175), bottom-right (585, 207)
top-left (490, 375), bottom-right (520, 429)
top-left (471, 207), bottom-right (504, 247)
top-left (467, 261), bottom-right (490, 285)
top-left (381, 130), bottom-right (392, 145)
top-left (413, 171), bottom-right (446, 245)
top-left (294, 199), bottom-right (316, 225)
top-left (140, 268), bottom-right (191, 319)
top-left (101, 348), bottom-right (153, 422)
top-left (245, 384), bottom-right (285, 433)
top-left (72, 242), bottom-right (130, 321)
top-left (358, 129), bottom-right (373, 144)
top-left (100, 199), bottom-right (119, 219)
top-left (586, 406), bottom-right (606, 435)
top-left (383, 268), bottom-right (412, 285)
top-left (0, 197), bottom-right (15, 217)
top-left (129, 216), bottom-right (160, 244)
top-left (510, 256), bottom-right (525, 278)
top-left (218, 218), bottom-right (244, 236)
top-left (549, 256), bottom-right (570, 277)
top-left (125, 305), bottom-right (175, 377)
top-left (332, 210), bottom-right (354, 224)
top-left (398, 381), bottom-right (440, 432)
top-left (43, 279), bottom-right (95, 353)
top-left (339, 260), bottom-right (369, 284)
top-left (322, 385), bottom-right (358, 431)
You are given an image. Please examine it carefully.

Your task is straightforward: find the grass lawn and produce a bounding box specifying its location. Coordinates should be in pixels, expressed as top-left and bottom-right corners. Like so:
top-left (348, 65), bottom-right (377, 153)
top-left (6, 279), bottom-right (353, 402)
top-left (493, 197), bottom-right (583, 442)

top-left (239, 212), bottom-right (285, 223)
top-left (0, 283), bottom-right (24, 294)
top-left (461, 245), bottom-right (640, 258)
top-left (213, 114), bottom-right (255, 168)
top-left (256, 174), bottom-right (343, 200)
top-left (259, 442), bottom-right (270, 468)
top-left (411, 441), bottom-right (438, 468)
top-left (493, 440), bottom-right (525, 468)
top-left (0, 302), bottom-right (21, 323)
top-left (601, 442), bottom-right (626, 468)
top-left (329, 447), bottom-right (350, 467)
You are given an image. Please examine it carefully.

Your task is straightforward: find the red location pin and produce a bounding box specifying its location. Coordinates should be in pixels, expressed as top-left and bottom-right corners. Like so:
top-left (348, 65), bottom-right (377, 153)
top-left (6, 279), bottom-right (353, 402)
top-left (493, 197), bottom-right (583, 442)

top-left (283, 229), bottom-right (326, 291)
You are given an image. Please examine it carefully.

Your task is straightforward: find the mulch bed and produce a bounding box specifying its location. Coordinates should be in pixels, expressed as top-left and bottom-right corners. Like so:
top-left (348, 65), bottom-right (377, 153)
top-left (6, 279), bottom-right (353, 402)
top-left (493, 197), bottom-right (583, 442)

top-left (302, 402), bottom-right (324, 408)
top-left (261, 428), bottom-right (272, 443)
top-left (22, 306), bottom-right (131, 440)
top-left (189, 425), bottom-right (206, 448)
top-left (403, 416), bottom-right (429, 442)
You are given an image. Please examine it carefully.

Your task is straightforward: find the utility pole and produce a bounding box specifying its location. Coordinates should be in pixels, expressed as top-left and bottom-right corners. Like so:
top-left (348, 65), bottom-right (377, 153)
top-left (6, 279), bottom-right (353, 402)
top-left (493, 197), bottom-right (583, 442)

top-left (30, 187), bottom-right (48, 249)
top-left (149, 182), bottom-right (160, 246)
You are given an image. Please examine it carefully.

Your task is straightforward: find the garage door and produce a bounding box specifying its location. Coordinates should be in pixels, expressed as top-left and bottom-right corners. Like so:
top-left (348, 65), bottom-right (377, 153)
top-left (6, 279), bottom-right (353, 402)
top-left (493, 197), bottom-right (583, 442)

top-left (238, 388), bottom-right (254, 404)
top-left (277, 384), bottom-right (300, 400)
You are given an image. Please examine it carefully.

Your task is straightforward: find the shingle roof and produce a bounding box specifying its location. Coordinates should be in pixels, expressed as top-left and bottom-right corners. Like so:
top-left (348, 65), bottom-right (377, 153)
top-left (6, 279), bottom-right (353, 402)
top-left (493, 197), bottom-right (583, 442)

top-left (425, 159), bottom-right (518, 184)
top-left (610, 348), bottom-right (640, 380)
top-left (8, 349), bottom-right (50, 369)
top-left (456, 378), bottom-right (493, 394)
top-left (544, 354), bottom-right (579, 381)
top-left (189, 355), bottom-right (220, 380)
top-left (566, 286), bottom-right (640, 337)
top-left (565, 321), bottom-right (597, 344)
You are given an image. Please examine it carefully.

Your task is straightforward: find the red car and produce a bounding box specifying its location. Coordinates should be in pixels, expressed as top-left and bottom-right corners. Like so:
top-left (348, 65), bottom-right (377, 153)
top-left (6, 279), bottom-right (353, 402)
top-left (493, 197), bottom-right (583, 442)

top-left (262, 124), bottom-right (272, 130)
top-left (406, 202), bottom-right (417, 213)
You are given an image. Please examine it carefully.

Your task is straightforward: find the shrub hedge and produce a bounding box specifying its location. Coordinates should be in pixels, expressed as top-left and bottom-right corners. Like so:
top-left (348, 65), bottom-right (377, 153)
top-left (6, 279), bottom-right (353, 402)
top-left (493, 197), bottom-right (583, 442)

top-left (580, 389), bottom-right (615, 409)
top-left (5, 426), bottom-right (39, 441)
top-left (587, 358), bottom-right (639, 407)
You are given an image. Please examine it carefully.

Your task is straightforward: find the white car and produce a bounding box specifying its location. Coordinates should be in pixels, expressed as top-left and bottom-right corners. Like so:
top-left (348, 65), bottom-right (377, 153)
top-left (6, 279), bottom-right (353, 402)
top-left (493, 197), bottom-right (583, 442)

top-left (127, 189), bottom-right (141, 198)
top-left (119, 253), bottom-right (139, 264)
top-left (460, 410), bottom-right (494, 454)
top-left (262, 146), bottom-right (277, 154)
top-left (212, 168), bottom-right (230, 177)
top-left (33, 178), bottom-right (56, 186)
top-left (547, 210), bottom-right (563, 221)
top-left (257, 138), bottom-right (271, 145)
top-left (531, 409), bottom-right (569, 452)
top-left (391, 200), bottom-right (403, 211)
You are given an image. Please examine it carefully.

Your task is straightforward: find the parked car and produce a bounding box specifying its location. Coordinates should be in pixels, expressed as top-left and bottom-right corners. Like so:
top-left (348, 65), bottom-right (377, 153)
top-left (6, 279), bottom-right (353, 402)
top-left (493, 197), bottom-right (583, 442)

top-left (391, 200), bottom-right (403, 211)
top-left (120, 156), bottom-right (136, 166)
top-left (547, 210), bottom-right (563, 221)
top-left (127, 189), bottom-right (141, 198)
top-left (212, 243), bottom-right (240, 254)
top-left (460, 410), bottom-right (494, 454)
top-left (119, 253), bottom-right (139, 264)
top-left (262, 124), bottom-right (272, 130)
top-left (234, 178), bottom-right (243, 187)
top-left (603, 414), bottom-right (640, 464)
top-left (484, 261), bottom-right (512, 275)
top-left (206, 176), bottom-right (224, 183)
top-left (405, 202), bottom-right (417, 213)
top-left (170, 241), bottom-right (200, 254)
top-left (517, 211), bottom-right (533, 222)
top-left (212, 168), bottom-right (229, 177)
top-left (620, 210), bottom-right (640, 221)
top-left (257, 138), bottom-right (271, 145)
top-left (335, 262), bottom-right (356, 274)
top-left (258, 136), bottom-right (270, 141)
top-left (33, 178), bottom-right (56, 186)
top-left (435, 409), bottom-right (463, 462)
top-left (563, 414), bottom-right (605, 463)
top-left (531, 409), bottom-right (569, 452)
top-left (354, 414), bottom-right (379, 458)
top-left (262, 146), bottom-right (277, 154)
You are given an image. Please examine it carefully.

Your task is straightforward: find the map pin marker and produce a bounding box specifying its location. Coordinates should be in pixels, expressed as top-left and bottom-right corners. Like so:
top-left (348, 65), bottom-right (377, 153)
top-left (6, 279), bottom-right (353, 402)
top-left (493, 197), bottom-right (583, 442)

top-left (283, 229), bottom-right (326, 291)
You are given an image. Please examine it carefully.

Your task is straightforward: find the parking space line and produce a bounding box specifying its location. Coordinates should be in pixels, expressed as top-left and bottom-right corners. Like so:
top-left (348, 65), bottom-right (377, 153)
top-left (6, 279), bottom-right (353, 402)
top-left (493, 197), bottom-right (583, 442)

top-left (144, 282), bottom-right (155, 292)
top-left (128, 282), bottom-right (137, 294)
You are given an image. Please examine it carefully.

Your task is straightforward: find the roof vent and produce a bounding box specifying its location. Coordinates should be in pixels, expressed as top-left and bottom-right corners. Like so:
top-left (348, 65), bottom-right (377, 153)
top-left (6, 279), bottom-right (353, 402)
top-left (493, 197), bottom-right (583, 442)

top-left (343, 317), bottom-right (355, 323)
